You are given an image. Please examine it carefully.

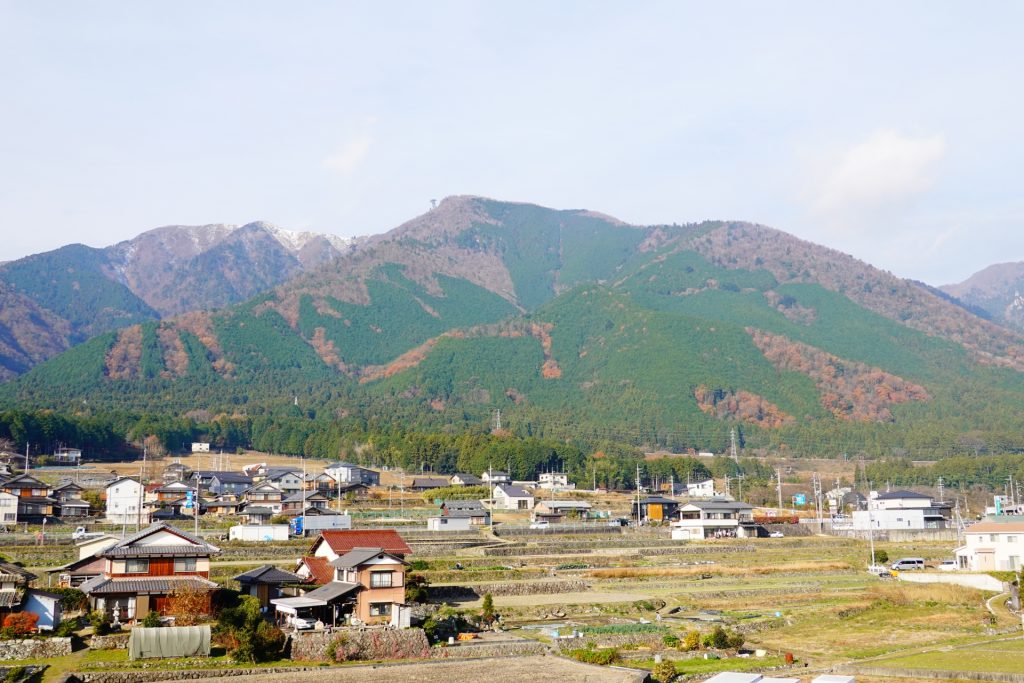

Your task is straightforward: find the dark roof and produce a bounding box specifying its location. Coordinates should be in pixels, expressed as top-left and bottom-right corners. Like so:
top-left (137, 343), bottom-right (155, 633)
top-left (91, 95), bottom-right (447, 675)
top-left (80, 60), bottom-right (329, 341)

top-left (105, 476), bottom-right (139, 489)
top-left (495, 484), bottom-right (531, 498)
top-left (875, 490), bottom-right (931, 500)
top-left (102, 523), bottom-right (219, 557)
top-left (264, 468), bottom-right (302, 479)
top-left (209, 472), bottom-right (253, 484)
top-left (314, 529), bottom-right (412, 556)
top-left (443, 499), bottom-right (485, 510)
top-left (283, 491), bottom-right (329, 503)
top-left (410, 477), bottom-right (448, 488)
top-left (233, 564), bottom-right (303, 585)
top-left (685, 500), bottom-right (754, 511)
top-left (638, 496), bottom-right (679, 505)
top-left (53, 481), bottom-right (84, 492)
top-left (451, 473), bottom-right (483, 484)
top-left (1, 474), bottom-right (49, 489)
top-left (444, 509), bottom-right (485, 518)
top-left (242, 506), bottom-right (274, 515)
top-left (0, 563), bottom-right (37, 583)
top-left (79, 576), bottom-right (217, 596)
top-left (0, 592), bottom-right (21, 607)
top-left (302, 580), bottom-right (359, 602)
top-left (19, 496), bottom-right (58, 505)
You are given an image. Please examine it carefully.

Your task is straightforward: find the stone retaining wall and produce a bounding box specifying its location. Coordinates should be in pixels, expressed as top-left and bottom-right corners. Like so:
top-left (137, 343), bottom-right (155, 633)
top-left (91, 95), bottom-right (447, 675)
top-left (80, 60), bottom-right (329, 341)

top-left (289, 629), bottom-right (430, 662)
top-left (0, 637), bottom-right (72, 660)
top-left (91, 634), bottom-right (130, 650)
top-left (431, 580), bottom-right (589, 600)
top-left (0, 665), bottom-right (46, 683)
top-left (429, 640), bottom-right (547, 659)
top-left (72, 666), bottom-right (326, 683)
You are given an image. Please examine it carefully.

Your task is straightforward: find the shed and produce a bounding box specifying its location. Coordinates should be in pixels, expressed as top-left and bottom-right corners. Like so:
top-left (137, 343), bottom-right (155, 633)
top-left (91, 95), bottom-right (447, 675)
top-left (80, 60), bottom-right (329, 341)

top-left (128, 625), bottom-right (211, 659)
top-left (23, 590), bottom-right (62, 631)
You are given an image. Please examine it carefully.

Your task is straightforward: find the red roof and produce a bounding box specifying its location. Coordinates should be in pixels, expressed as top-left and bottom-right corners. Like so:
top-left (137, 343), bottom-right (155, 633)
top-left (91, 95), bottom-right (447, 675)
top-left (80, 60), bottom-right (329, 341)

top-left (299, 556), bottom-right (334, 586)
top-left (312, 529), bottom-right (412, 557)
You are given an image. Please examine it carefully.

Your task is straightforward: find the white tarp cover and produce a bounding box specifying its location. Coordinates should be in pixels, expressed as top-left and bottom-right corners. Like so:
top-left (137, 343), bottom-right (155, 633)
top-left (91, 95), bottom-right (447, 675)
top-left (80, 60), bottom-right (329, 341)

top-left (128, 625), bottom-right (211, 659)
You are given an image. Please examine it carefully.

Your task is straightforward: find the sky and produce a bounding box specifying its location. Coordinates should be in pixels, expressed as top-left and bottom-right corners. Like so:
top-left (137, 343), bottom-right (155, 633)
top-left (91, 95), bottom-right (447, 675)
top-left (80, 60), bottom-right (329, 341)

top-left (1, 2), bottom-right (1022, 285)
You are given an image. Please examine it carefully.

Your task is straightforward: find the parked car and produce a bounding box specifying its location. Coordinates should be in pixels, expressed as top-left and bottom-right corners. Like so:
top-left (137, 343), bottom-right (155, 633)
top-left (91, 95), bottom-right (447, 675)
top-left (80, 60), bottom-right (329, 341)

top-left (937, 559), bottom-right (958, 571)
top-left (72, 526), bottom-right (104, 541)
top-left (529, 521), bottom-right (550, 529)
top-left (290, 616), bottom-right (316, 630)
top-left (768, 531), bottom-right (785, 538)
top-left (890, 557), bottom-right (926, 571)
top-left (867, 564), bottom-right (892, 577)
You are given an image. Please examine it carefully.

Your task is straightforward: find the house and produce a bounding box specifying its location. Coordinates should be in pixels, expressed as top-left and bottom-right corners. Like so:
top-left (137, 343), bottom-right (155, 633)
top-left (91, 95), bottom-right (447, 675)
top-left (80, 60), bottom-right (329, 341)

top-left (162, 463), bottom-right (192, 484)
top-left (0, 563), bottom-right (37, 618)
top-left (79, 523), bottom-right (220, 623)
top-left (955, 519), bottom-right (1024, 571)
top-left (492, 484), bottom-right (534, 511)
top-left (191, 443), bottom-right (210, 453)
top-left (105, 477), bottom-right (150, 526)
top-left (826, 487), bottom-right (867, 515)
top-left (671, 499), bottom-right (757, 540)
top-left (449, 473), bottom-right (482, 487)
top-left (281, 491), bottom-right (330, 516)
top-left (633, 496), bottom-right (682, 523)
top-left (408, 477), bottom-right (449, 492)
top-left (275, 546), bottom-right (410, 628)
top-left (233, 565), bottom-right (303, 609)
top-left (243, 482), bottom-right (284, 512)
top-left (842, 490), bottom-right (952, 531)
top-left (1, 474), bottom-right (57, 523)
top-left (52, 447), bottom-right (82, 466)
top-left (204, 498), bottom-right (243, 516)
top-left (481, 470), bottom-right (510, 485)
top-left (305, 529), bottom-right (412, 563)
top-left (440, 499), bottom-right (490, 525)
top-left (192, 471), bottom-right (252, 496)
top-left (53, 481), bottom-right (90, 518)
top-left (533, 500), bottom-right (592, 523)
top-left (323, 462), bottom-right (380, 487)
top-left (0, 492), bottom-right (18, 525)
top-left (240, 506), bottom-right (274, 526)
top-left (686, 478), bottom-right (717, 499)
top-left (154, 481), bottom-right (195, 502)
top-left (261, 469), bottom-right (304, 495)
top-left (538, 472), bottom-right (575, 491)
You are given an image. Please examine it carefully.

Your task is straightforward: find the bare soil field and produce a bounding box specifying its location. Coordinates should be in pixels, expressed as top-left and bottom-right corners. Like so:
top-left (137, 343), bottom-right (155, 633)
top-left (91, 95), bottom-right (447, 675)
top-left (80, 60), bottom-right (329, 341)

top-left (195, 655), bottom-right (645, 683)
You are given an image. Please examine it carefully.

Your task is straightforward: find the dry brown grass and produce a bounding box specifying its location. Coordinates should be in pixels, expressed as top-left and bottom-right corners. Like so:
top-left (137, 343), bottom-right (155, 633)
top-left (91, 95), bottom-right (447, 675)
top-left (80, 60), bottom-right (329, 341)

top-left (589, 560), bottom-right (852, 579)
top-left (867, 583), bottom-right (984, 607)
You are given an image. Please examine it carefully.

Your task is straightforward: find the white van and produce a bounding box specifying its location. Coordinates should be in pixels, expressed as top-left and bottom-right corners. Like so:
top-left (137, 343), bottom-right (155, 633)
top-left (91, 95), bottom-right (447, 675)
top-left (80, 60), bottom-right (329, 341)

top-left (890, 557), bottom-right (926, 571)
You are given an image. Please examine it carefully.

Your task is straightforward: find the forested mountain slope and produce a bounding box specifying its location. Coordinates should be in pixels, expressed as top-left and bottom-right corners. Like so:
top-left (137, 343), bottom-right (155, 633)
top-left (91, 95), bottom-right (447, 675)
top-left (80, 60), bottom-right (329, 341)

top-left (942, 262), bottom-right (1024, 332)
top-left (6, 196), bottom-right (1024, 456)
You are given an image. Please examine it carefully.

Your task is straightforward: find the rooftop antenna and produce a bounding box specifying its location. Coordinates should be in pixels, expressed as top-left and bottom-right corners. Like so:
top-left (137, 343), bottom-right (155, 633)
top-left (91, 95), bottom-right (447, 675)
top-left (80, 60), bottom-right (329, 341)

top-left (430, 199), bottom-right (438, 210)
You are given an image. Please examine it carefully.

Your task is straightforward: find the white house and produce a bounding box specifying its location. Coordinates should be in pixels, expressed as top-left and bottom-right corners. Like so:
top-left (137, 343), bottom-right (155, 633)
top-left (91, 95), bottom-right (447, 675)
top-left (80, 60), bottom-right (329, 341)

top-left (0, 491), bottom-right (18, 525)
top-left (841, 490), bottom-right (951, 531)
top-left (538, 472), bottom-right (575, 491)
top-left (323, 462), bottom-right (380, 487)
top-left (686, 479), bottom-right (716, 498)
top-left (481, 471), bottom-right (510, 485)
top-left (104, 477), bottom-right (150, 525)
top-left (955, 520), bottom-right (1024, 571)
top-left (491, 484), bottom-right (534, 511)
top-left (426, 514), bottom-right (473, 531)
top-left (671, 499), bottom-right (756, 540)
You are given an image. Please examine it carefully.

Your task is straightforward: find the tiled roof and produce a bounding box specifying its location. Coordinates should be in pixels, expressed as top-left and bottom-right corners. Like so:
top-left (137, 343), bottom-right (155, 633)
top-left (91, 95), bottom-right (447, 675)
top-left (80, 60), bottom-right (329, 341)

top-left (103, 544), bottom-right (216, 557)
top-left (0, 563), bottom-right (36, 583)
top-left (299, 556), bottom-right (334, 586)
top-left (967, 521), bottom-right (1024, 533)
top-left (242, 506), bottom-right (274, 515)
top-left (329, 547), bottom-right (386, 569)
top-left (80, 576), bottom-right (217, 596)
top-left (0, 591), bottom-right (21, 608)
top-left (443, 499), bottom-right (484, 510)
top-left (315, 529), bottom-right (411, 556)
top-left (233, 564), bottom-right (303, 584)
top-left (875, 490), bottom-right (931, 500)
top-left (410, 477), bottom-right (448, 488)
top-left (1, 474), bottom-right (48, 488)
top-left (495, 484), bottom-right (531, 498)
top-left (103, 523), bottom-right (219, 556)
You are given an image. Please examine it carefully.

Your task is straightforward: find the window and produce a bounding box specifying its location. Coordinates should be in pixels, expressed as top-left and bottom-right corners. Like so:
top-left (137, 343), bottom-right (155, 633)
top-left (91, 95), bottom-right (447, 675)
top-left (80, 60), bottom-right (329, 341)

top-left (369, 602), bottom-right (392, 617)
top-left (174, 557), bottom-right (197, 573)
top-left (1008, 536), bottom-right (1017, 544)
top-left (125, 559), bottom-right (149, 574)
top-left (370, 571), bottom-right (393, 588)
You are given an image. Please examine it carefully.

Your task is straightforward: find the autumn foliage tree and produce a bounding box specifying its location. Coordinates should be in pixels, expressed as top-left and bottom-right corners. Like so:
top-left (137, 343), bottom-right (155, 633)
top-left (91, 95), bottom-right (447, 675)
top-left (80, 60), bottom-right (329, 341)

top-left (168, 584), bottom-right (211, 626)
top-left (3, 612), bottom-right (38, 636)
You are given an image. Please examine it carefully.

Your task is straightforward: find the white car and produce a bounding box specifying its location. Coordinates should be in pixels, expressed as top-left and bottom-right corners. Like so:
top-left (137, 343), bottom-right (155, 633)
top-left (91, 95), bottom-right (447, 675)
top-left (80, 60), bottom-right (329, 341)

top-left (937, 559), bottom-right (958, 571)
top-left (768, 531), bottom-right (784, 538)
top-left (529, 521), bottom-right (550, 529)
top-left (290, 616), bottom-right (316, 630)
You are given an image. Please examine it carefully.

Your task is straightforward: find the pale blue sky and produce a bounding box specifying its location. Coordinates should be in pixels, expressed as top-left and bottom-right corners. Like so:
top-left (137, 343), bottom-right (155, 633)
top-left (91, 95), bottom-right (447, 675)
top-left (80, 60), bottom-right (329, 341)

top-left (1, 2), bottom-right (1021, 285)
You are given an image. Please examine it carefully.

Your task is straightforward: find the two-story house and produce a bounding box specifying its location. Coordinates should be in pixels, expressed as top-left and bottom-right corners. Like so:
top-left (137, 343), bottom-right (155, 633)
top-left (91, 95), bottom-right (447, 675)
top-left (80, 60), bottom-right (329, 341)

top-left (52, 481), bottom-right (90, 519)
top-left (280, 491), bottom-right (330, 516)
top-left (323, 462), bottom-right (380, 487)
top-left (278, 533), bottom-right (411, 628)
top-left (260, 469), bottom-right (304, 495)
top-left (79, 523), bottom-right (220, 623)
top-left (448, 473), bottom-right (482, 487)
top-left (1, 474), bottom-right (57, 523)
top-left (956, 519), bottom-right (1024, 571)
top-left (104, 477), bottom-right (149, 525)
top-left (243, 482), bottom-right (284, 512)
top-left (0, 492), bottom-right (17, 525)
top-left (162, 463), bottom-right (192, 485)
top-left (538, 472), bottom-right (574, 491)
top-left (481, 470), bottom-right (510, 486)
top-left (671, 499), bottom-right (756, 539)
top-left (491, 484), bottom-right (533, 510)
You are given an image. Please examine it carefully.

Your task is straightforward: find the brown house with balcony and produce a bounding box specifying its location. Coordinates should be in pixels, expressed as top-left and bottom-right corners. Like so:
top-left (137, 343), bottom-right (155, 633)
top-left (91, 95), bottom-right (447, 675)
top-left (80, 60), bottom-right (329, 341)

top-left (79, 523), bottom-right (219, 623)
top-left (0, 474), bottom-right (57, 523)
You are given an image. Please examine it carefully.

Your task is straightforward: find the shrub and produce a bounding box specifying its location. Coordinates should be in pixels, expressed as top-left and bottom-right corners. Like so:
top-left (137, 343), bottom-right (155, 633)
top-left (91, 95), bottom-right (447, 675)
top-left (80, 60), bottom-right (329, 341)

top-left (53, 619), bottom-right (78, 637)
top-left (269, 514), bottom-right (290, 525)
top-left (142, 610), bottom-right (162, 628)
top-left (49, 588), bottom-right (88, 612)
top-left (408, 560), bottom-right (431, 571)
top-left (662, 633), bottom-right (680, 648)
top-left (683, 630), bottom-right (701, 651)
top-left (727, 631), bottom-right (744, 649)
top-left (216, 595), bottom-right (285, 663)
top-left (555, 562), bottom-right (590, 570)
top-left (567, 646), bottom-right (620, 666)
top-left (480, 593), bottom-right (495, 625)
top-left (405, 574), bottom-right (430, 603)
top-left (705, 626), bottom-right (730, 649)
top-left (652, 660), bottom-right (677, 683)
top-left (89, 610), bottom-right (111, 636)
top-left (582, 623), bottom-right (662, 635)
top-left (168, 585), bottom-right (210, 626)
top-left (3, 612), bottom-right (38, 636)
top-left (872, 549), bottom-right (889, 564)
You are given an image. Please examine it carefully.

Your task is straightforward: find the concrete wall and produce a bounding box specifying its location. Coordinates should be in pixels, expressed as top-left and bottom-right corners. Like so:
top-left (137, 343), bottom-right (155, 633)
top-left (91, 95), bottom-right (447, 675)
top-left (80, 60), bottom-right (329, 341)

top-left (897, 571), bottom-right (1005, 592)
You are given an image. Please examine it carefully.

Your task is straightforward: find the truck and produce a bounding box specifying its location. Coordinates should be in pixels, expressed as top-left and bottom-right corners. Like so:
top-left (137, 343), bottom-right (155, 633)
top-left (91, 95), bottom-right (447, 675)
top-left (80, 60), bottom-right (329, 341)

top-left (228, 525), bottom-right (290, 542)
top-left (293, 513), bottom-right (352, 536)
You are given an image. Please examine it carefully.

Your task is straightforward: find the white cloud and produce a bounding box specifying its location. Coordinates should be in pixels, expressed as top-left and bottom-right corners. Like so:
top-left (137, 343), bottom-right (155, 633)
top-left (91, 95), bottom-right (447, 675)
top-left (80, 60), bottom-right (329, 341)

top-left (322, 133), bottom-right (374, 176)
top-left (810, 130), bottom-right (946, 215)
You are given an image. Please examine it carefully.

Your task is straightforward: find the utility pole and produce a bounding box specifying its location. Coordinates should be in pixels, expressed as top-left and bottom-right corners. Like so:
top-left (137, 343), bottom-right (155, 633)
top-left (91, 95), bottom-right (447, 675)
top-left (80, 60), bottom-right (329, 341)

top-left (776, 469), bottom-right (783, 512)
top-left (730, 428), bottom-right (738, 461)
top-left (937, 476), bottom-right (944, 503)
top-left (635, 463), bottom-right (642, 527)
top-left (136, 446), bottom-right (147, 531)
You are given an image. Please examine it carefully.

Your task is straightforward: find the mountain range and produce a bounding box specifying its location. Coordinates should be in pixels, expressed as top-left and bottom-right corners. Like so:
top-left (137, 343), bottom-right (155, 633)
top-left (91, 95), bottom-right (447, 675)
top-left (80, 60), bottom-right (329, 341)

top-left (4, 196), bottom-right (1024, 455)
top-left (0, 222), bottom-right (358, 380)
top-left (941, 263), bottom-right (1024, 332)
